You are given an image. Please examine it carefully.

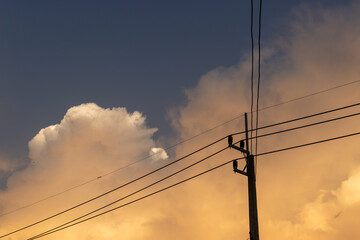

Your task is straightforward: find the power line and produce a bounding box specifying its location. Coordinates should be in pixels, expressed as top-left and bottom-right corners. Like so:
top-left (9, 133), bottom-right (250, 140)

top-left (257, 130), bottom-right (360, 157)
top-left (255, 0), bottom-right (263, 168)
top-left (0, 178), bottom-right (99, 218)
top-left (250, 0), bottom-right (255, 153)
top-left (0, 136), bottom-right (227, 238)
top-left (5, 107), bottom-right (357, 238)
top-left (259, 79), bottom-right (360, 112)
top-left (0, 135), bottom-right (228, 219)
top-left (252, 112), bottom-right (360, 140)
top-left (28, 156), bottom-right (242, 240)
top-left (217, 80), bottom-right (360, 135)
top-left (0, 146), bottom-right (182, 218)
top-left (11, 109), bottom-right (360, 238)
top-left (20, 109), bottom-right (360, 238)
top-left (28, 146), bottom-right (233, 239)
top-left (4, 99), bottom-right (360, 236)
top-left (4, 80), bottom-right (359, 218)
top-left (4, 99), bottom-right (360, 227)
top-left (232, 101), bottom-right (360, 136)
top-left (28, 130), bottom-right (360, 239)
top-left (170, 80), bottom-right (360, 150)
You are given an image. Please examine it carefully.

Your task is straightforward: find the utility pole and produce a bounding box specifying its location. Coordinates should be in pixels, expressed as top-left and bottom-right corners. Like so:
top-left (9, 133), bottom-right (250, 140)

top-left (228, 113), bottom-right (259, 240)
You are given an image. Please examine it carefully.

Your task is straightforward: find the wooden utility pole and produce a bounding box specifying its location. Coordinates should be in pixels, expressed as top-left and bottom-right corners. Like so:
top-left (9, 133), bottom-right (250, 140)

top-left (228, 113), bottom-right (259, 240)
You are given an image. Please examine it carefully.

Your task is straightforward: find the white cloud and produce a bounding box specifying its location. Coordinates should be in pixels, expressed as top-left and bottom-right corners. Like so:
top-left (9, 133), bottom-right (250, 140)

top-left (149, 148), bottom-right (168, 162)
top-left (0, 103), bottom-right (167, 239)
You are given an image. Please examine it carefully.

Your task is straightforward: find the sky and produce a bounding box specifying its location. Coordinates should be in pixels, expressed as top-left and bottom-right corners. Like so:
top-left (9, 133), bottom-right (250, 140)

top-left (1, 0), bottom-right (360, 239)
top-left (0, 0), bottom-right (349, 159)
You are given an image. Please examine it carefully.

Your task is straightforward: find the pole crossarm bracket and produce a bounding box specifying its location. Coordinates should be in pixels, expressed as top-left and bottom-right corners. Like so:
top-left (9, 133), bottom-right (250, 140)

top-left (233, 167), bottom-right (248, 176)
top-left (229, 144), bottom-right (250, 155)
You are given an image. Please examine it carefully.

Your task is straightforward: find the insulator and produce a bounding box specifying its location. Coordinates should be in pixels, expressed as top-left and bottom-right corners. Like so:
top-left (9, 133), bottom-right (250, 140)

top-left (228, 135), bottom-right (233, 146)
top-left (240, 140), bottom-right (245, 149)
top-left (233, 160), bottom-right (238, 170)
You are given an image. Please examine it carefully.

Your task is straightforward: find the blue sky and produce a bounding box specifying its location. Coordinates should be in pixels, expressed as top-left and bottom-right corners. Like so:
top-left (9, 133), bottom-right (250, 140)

top-left (0, 0), bottom-right (350, 159)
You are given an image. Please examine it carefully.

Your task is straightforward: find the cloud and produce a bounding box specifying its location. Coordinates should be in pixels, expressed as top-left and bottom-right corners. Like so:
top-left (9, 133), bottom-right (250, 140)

top-left (292, 167), bottom-right (360, 239)
top-left (0, 156), bottom-right (14, 191)
top-left (0, 156), bottom-right (15, 173)
top-left (149, 148), bottom-right (168, 162)
top-left (2, 2), bottom-right (360, 240)
top-left (165, 2), bottom-right (360, 240)
top-left (0, 155), bottom-right (25, 191)
top-left (0, 103), bottom-right (168, 239)
top-left (335, 167), bottom-right (360, 206)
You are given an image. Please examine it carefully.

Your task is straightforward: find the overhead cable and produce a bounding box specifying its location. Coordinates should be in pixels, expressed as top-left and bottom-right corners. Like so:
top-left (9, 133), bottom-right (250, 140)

top-left (4, 80), bottom-right (359, 218)
top-left (28, 130), bottom-right (360, 239)
top-left (30, 111), bottom-right (360, 238)
top-left (252, 112), bottom-right (360, 140)
top-left (19, 110), bottom-right (360, 239)
top-left (3, 100), bottom-right (360, 227)
top-left (28, 146), bottom-right (232, 239)
top-left (232, 101), bottom-right (360, 136)
top-left (0, 136), bottom-right (227, 238)
top-left (255, 0), bottom-right (263, 166)
top-left (250, 0), bottom-right (255, 152)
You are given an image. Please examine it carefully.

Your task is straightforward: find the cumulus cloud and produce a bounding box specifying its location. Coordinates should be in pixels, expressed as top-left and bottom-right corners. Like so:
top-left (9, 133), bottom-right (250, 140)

top-left (0, 103), bottom-right (168, 239)
top-left (1, 2), bottom-right (360, 240)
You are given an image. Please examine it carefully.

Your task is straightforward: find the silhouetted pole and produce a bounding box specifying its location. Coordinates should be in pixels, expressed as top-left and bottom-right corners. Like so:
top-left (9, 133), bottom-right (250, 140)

top-left (245, 113), bottom-right (259, 240)
top-left (228, 113), bottom-right (259, 240)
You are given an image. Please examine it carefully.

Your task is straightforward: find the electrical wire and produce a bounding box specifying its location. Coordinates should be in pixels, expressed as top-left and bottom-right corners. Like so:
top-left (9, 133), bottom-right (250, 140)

top-left (17, 109), bottom-right (360, 238)
top-left (0, 135), bottom-right (230, 219)
top-left (0, 145), bottom-right (183, 218)
top-left (0, 136), bottom-right (227, 238)
top-left (251, 112), bottom-right (360, 141)
top-left (24, 110), bottom-right (360, 238)
top-left (257, 130), bottom-right (360, 157)
top-left (28, 130), bottom-right (360, 239)
top-left (30, 111), bottom-right (360, 239)
top-left (250, 0), bottom-right (255, 153)
top-left (3, 99), bottom-right (360, 231)
top-left (170, 80), bottom-right (360, 153)
top-left (232, 101), bottom-right (360, 136)
top-left (259, 79), bottom-right (360, 112)
top-left (255, 0), bottom-right (263, 168)
top-left (4, 99), bottom-right (360, 237)
top-left (3, 80), bottom-right (359, 218)
top-left (187, 87), bottom-right (360, 142)
top-left (0, 178), bottom-right (99, 218)
top-left (28, 146), bottom-right (233, 239)
top-left (28, 156), bottom-right (243, 240)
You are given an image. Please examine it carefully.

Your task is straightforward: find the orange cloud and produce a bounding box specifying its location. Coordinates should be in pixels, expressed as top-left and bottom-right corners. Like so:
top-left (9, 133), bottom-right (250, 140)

top-left (1, 2), bottom-right (360, 240)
